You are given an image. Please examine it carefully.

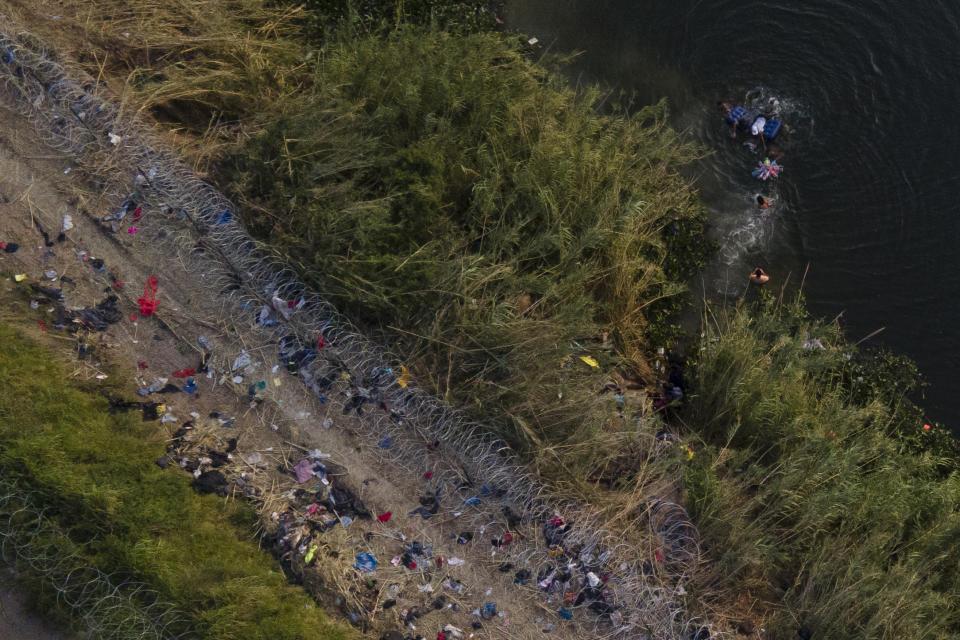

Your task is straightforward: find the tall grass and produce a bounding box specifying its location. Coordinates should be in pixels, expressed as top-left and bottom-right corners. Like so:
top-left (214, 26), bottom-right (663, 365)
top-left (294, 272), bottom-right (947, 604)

top-left (682, 296), bottom-right (960, 638)
top-left (229, 27), bottom-right (708, 486)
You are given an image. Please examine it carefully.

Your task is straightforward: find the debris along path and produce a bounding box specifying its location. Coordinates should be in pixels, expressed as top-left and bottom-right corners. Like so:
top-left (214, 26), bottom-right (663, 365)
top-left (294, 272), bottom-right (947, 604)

top-left (0, 19), bottom-right (707, 640)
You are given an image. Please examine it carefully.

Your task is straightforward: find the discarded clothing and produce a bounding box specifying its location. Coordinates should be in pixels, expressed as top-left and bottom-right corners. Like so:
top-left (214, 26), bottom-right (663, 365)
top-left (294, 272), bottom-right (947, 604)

top-left (192, 470), bottom-right (228, 495)
top-left (232, 350), bottom-right (251, 372)
top-left (294, 458), bottom-right (315, 483)
top-left (354, 553), bottom-right (378, 572)
top-left (72, 294), bottom-right (123, 331)
top-left (137, 275), bottom-right (159, 316)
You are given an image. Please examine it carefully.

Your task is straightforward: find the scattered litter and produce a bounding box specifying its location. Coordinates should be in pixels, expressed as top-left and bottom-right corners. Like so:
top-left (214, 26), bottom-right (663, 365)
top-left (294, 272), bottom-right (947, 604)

top-left (557, 608), bottom-right (573, 620)
top-left (377, 511), bottom-right (392, 523)
top-left (443, 624), bottom-right (465, 640)
top-left (243, 452), bottom-right (263, 465)
top-left (271, 293), bottom-right (292, 319)
top-left (379, 436), bottom-right (393, 449)
top-left (417, 584), bottom-right (433, 593)
top-left (72, 294), bottom-right (123, 331)
top-left (579, 355), bottom-right (599, 368)
top-left (137, 275), bottom-right (159, 316)
top-left (137, 377), bottom-right (169, 396)
top-left (447, 557), bottom-right (465, 566)
top-left (61, 214), bottom-right (73, 232)
top-left (108, 132), bottom-right (122, 145)
top-left (528, 37), bottom-right (539, 45)
top-left (304, 545), bottom-right (319, 564)
top-left (43, 269), bottom-right (57, 281)
top-left (232, 350), bottom-right (251, 371)
top-left (172, 368), bottom-right (195, 378)
top-left (127, 226), bottom-right (138, 234)
top-left (192, 470), bottom-right (227, 495)
top-left (183, 378), bottom-right (197, 393)
top-left (354, 553), bottom-right (377, 572)
top-left (294, 458), bottom-right (315, 483)
top-left (160, 413), bottom-right (177, 423)
top-left (2, 242), bottom-right (19, 253)
top-left (232, 375), bottom-right (243, 384)
top-left (322, 417), bottom-right (333, 429)
top-left (396, 365), bottom-right (411, 388)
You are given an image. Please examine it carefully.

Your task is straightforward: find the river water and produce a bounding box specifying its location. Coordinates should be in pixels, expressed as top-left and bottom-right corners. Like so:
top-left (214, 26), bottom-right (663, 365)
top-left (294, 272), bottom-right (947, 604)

top-left (508, 0), bottom-right (960, 427)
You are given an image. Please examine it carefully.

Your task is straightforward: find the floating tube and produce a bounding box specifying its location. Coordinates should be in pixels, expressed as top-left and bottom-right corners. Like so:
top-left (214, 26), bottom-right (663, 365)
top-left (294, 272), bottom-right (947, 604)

top-left (763, 119), bottom-right (781, 140)
top-left (726, 105), bottom-right (746, 124)
top-left (752, 158), bottom-right (783, 180)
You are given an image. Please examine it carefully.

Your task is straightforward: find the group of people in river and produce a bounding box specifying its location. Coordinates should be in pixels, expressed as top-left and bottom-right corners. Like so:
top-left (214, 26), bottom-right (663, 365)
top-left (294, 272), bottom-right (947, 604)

top-left (718, 98), bottom-right (785, 287)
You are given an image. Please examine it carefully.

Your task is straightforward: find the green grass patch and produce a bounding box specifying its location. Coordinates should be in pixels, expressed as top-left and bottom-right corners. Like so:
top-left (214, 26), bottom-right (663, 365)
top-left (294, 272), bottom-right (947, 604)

top-left (681, 296), bottom-right (960, 638)
top-left (0, 322), bottom-right (352, 640)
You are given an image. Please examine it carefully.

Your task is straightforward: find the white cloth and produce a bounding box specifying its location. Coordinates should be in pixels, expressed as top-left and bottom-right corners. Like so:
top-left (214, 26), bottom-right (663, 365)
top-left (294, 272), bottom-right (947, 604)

top-left (751, 116), bottom-right (767, 136)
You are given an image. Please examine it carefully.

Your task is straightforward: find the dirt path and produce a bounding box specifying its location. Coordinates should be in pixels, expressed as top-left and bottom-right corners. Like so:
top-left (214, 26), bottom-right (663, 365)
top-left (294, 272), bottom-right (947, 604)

top-left (0, 101), bottom-right (617, 640)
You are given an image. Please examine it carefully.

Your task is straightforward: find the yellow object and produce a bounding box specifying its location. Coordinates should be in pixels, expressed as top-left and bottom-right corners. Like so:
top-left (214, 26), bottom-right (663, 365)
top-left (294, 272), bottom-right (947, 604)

top-left (548, 545), bottom-right (564, 558)
top-left (397, 365), bottom-right (411, 388)
top-left (273, 377), bottom-right (281, 387)
top-left (304, 544), bottom-right (318, 564)
top-left (579, 355), bottom-right (599, 369)
top-left (685, 446), bottom-right (694, 461)
top-left (14, 274), bottom-right (26, 282)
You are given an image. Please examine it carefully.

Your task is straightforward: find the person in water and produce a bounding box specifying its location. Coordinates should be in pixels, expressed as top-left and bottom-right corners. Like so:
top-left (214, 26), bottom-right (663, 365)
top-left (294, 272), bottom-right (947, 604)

top-left (749, 267), bottom-right (770, 285)
top-left (756, 194), bottom-right (773, 209)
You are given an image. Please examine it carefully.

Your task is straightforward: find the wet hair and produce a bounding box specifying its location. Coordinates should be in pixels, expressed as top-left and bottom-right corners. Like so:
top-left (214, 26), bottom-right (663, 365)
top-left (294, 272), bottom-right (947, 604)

top-left (756, 194), bottom-right (765, 205)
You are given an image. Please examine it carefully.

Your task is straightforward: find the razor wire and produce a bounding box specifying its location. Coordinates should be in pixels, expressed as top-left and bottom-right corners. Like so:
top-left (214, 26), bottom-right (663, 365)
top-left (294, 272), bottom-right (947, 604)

top-left (0, 478), bottom-right (194, 640)
top-left (0, 17), bottom-right (713, 639)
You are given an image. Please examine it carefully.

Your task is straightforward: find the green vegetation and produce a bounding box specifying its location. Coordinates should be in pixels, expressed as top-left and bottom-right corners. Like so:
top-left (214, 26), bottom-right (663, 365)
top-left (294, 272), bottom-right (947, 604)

top-left (229, 26), bottom-right (707, 480)
top-left (682, 295), bottom-right (959, 638)
top-left (0, 322), bottom-right (352, 640)
top-left (8, 0), bottom-right (959, 636)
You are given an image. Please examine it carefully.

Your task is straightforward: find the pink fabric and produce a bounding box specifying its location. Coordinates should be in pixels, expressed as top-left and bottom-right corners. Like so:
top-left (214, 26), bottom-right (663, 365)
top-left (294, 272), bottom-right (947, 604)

top-left (294, 459), bottom-right (314, 483)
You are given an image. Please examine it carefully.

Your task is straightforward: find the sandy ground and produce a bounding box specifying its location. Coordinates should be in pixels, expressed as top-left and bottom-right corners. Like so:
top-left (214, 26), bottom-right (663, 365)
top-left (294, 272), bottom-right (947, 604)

top-left (0, 97), bottom-right (611, 640)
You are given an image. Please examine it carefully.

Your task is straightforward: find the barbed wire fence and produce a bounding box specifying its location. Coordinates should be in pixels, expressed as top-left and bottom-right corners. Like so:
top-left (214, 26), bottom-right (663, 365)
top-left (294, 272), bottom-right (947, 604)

top-left (0, 477), bottom-right (194, 640)
top-left (0, 14), bottom-right (716, 639)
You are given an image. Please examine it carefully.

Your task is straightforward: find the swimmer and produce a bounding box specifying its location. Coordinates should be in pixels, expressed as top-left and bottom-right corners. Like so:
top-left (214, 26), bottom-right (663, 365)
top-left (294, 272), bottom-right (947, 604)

top-left (749, 267), bottom-right (770, 285)
top-left (718, 101), bottom-right (734, 116)
top-left (756, 195), bottom-right (773, 209)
